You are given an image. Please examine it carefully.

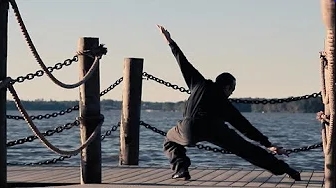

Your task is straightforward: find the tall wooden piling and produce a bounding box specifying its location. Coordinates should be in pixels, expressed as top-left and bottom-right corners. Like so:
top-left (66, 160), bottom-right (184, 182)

top-left (78, 37), bottom-right (102, 184)
top-left (321, 0), bottom-right (335, 187)
top-left (0, 0), bottom-right (8, 187)
top-left (120, 58), bottom-right (144, 165)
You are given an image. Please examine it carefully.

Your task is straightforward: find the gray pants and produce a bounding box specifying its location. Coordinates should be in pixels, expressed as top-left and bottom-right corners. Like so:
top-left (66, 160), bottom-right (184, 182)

top-left (163, 119), bottom-right (292, 175)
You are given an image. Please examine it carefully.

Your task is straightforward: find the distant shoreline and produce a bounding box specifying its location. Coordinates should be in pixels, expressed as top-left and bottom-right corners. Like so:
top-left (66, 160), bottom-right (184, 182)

top-left (6, 97), bottom-right (324, 113)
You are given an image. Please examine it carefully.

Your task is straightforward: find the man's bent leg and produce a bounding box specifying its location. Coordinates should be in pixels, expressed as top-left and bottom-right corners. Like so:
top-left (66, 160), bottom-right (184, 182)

top-left (163, 138), bottom-right (191, 172)
top-left (163, 125), bottom-right (192, 180)
top-left (206, 124), bottom-right (301, 180)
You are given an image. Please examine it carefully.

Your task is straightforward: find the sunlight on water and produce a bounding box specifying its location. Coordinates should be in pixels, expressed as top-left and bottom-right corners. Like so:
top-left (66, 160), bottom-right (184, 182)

top-left (7, 110), bottom-right (323, 170)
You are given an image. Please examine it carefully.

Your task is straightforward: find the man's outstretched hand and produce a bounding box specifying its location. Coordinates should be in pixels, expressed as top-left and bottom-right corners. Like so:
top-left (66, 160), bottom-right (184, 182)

top-left (157, 25), bottom-right (173, 43)
top-left (268, 146), bottom-right (289, 157)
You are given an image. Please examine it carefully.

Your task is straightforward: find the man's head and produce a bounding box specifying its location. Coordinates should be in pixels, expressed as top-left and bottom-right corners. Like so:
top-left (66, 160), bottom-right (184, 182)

top-left (215, 72), bottom-right (236, 97)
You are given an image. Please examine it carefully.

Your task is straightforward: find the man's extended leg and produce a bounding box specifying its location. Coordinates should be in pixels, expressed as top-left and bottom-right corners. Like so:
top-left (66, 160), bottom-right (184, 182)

top-left (205, 123), bottom-right (301, 181)
top-left (163, 137), bottom-right (191, 180)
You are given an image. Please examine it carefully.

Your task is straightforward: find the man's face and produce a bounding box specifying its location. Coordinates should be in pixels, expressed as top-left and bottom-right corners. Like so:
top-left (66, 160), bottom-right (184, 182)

top-left (223, 80), bottom-right (236, 98)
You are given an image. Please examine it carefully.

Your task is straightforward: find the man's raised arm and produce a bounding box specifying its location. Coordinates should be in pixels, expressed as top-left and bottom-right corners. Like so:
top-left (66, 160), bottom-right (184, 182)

top-left (157, 25), bottom-right (205, 90)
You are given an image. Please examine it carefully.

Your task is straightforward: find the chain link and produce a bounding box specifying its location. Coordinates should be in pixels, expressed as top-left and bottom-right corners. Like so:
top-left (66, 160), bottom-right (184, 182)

top-left (139, 121), bottom-right (323, 155)
top-left (100, 122), bottom-right (120, 140)
top-left (6, 77), bottom-right (123, 120)
top-left (7, 120), bottom-right (80, 147)
top-left (99, 77), bottom-right (123, 96)
top-left (6, 105), bottom-right (79, 120)
top-left (229, 93), bottom-right (322, 104)
top-left (142, 72), bottom-right (322, 104)
top-left (10, 56), bottom-right (78, 85)
top-left (285, 143), bottom-right (323, 154)
top-left (140, 121), bottom-right (167, 136)
top-left (7, 155), bottom-right (75, 166)
top-left (7, 122), bottom-right (120, 165)
top-left (195, 142), bottom-right (323, 155)
top-left (142, 72), bottom-right (191, 94)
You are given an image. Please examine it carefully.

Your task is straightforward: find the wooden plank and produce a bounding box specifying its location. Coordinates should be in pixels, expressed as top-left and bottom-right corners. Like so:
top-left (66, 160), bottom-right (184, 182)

top-left (215, 169), bottom-right (249, 187)
top-left (7, 166), bottom-right (325, 187)
top-left (210, 168), bottom-right (240, 184)
top-left (285, 171), bottom-right (313, 188)
top-left (238, 169), bottom-right (263, 182)
top-left (10, 167), bottom-right (58, 182)
top-left (244, 170), bottom-right (272, 187)
top-left (260, 174), bottom-right (287, 187)
top-left (30, 167), bottom-right (77, 183)
top-left (102, 167), bottom-right (130, 181)
top-left (183, 169), bottom-right (217, 186)
top-left (157, 168), bottom-right (205, 185)
top-left (128, 168), bottom-right (168, 183)
top-left (105, 167), bottom-right (152, 182)
top-left (229, 170), bottom-right (255, 187)
top-left (113, 167), bottom-right (163, 183)
top-left (198, 168), bottom-right (229, 186)
top-left (309, 170), bottom-right (325, 187)
top-left (140, 168), bottom-right (174, 184)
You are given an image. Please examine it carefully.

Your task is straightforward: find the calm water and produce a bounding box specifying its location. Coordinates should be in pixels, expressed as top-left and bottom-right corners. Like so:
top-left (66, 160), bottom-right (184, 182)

top-left (6, 110), bottom-right (324, 170)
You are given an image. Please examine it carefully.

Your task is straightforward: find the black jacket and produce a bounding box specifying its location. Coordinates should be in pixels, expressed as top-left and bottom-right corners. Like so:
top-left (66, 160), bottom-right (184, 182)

top-left (169, 40), bottom-right (272, 147)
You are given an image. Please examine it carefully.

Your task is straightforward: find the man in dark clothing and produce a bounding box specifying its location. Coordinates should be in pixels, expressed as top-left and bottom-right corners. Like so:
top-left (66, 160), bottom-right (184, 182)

top-left (157, 25), bottom-right (301, 181)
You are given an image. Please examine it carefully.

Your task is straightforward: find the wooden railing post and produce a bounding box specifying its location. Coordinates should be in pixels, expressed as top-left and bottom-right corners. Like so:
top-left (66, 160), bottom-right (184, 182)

top-left (0, 0), bottom-right (9, 187)
top-left (321, 0), bottom-right (335, 187)
top-left (78, 37), bottom-right (102, 184)
top-left (120, 58), bottom-right (144, 165)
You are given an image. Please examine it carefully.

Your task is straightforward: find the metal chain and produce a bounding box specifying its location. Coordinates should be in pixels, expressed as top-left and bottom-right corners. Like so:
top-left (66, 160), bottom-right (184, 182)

top-left (6, 105), bottom-right (79, 120)
top-left (100, 122), bottom-right (120, 140)
top-left (140, 121), bottom-right (167, 137)
top-left (195, 142), bottom-right (323, 155)
top-left (7, 120), bottom-right (323, 166)
top-left (7, 70), bottom-right (319, 121)
top-left (7, 122), bottom-right (120, 165)
top-left (7, 120), bottom-right (80, 147)
top-left (10, 55), bottom-right (78, 85)
top-left (7, 70), bottom-right (320, 121)
top-left (139, 121), bottom-right (323, 155)
top-left (99, 77), bottom-right (123, 96)
top-left (142, 72), bottom-right (322, 104)
top-left (285, 143), bottom-right (323, 154)
top-left (142, 72), bottom-right (191, 94)
top-left (229, 93), bottom-right (322, 105)
top-left (6, 77), bottom-right (123, 120)
top-left (7, 155), bottom-right (76, 166)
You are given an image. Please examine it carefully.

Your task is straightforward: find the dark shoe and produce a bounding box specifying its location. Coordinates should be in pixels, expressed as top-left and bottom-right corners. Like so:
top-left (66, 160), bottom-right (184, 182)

top-left (287, 168), bottom-right (301, 181)
top-left (172, 171), bottom-right (191, 180)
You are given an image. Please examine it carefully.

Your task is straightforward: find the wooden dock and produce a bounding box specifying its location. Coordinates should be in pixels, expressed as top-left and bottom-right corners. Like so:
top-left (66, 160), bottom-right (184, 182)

top-left (7, 166), bottom-right (324, 187)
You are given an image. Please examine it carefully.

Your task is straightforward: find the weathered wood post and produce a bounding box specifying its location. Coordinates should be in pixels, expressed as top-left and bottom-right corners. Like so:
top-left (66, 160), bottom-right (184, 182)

top-left (78, 37), bottom-right (102, 184)
top-left (321, 0), bottom-right (335, 187)
top-left (120, 58), bottom-right (144, 165)
top-left (0, 0), bottom-right (8, 187)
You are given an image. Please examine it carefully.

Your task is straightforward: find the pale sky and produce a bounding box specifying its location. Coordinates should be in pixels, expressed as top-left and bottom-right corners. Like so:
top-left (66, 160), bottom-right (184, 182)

top-left (5, 0), bottom-right (326, 102)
